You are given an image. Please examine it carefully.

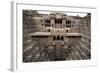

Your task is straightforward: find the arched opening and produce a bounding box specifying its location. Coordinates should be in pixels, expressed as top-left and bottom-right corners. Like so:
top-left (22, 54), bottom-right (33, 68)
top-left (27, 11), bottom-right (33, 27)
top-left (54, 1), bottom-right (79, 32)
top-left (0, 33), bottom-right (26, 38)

top-left (53, 36), bottom-right (56, 41)
top-left (57, 36), bottom-right (60, 40)
top-left (61, 36), bottom-right (64, 40)
top-left (48, 29), bottom-right (50, 32)
top-left (66, 30), bottom-right (69, 32)
top-left (53, 35), bottom-right (64, 41)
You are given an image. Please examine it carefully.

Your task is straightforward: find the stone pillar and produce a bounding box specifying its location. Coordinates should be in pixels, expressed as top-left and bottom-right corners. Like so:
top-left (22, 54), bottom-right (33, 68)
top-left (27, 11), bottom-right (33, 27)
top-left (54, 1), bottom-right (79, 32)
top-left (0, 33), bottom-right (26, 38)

top-left (51, 19), bottom-right (54, 27)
